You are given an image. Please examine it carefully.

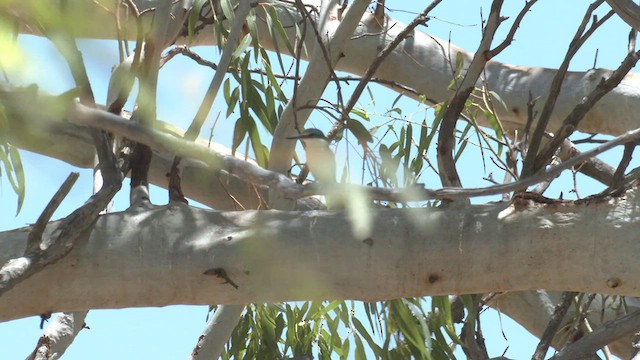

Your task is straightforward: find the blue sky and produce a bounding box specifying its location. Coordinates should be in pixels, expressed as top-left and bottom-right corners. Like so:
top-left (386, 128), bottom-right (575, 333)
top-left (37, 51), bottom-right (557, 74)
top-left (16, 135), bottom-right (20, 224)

top-left (0, 1), bottom-right (637, 358)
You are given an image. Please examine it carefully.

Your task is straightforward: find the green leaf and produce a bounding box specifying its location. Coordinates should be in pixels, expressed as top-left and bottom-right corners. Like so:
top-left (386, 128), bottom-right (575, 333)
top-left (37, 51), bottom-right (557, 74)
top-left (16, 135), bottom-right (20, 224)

top-left (484, 109), bottom-right (504, 157)
top-left (489, 90), bottom-right (507, 110)
top-left (338, 302), bottom-right (350, 327)
top-left (266, 6), bottom-right (296, 56)
top-left (223, 77), bottom-right (231, 103)
top-left (461, 295), bottom-right (476, 324)
top-left (363, 302), bottom-right (380, 336)
top-left (354, 334), bottom-right (367, 360)
top-left (350, 107), bottom-right (370, 122)
top-left (232, 33), bottom-right (252, 59)
top-left (366, 86), bottom-right (375, 106)
top-left (225, 80), bottom-right (240, 118)
top-left (246, 84), bottom-right (273, 133)
top-left (8, 146), bottom-right (25, 214)
top-left (187, 0), bottom-right (208, 43)
top-left (312, 300), bottom-right (343, 320)
top-left (246, 116), bottom-right (269, 167)
top-left (432, 296), bottom-right (462, 345)
top-left (275, 312), bottom-right (285, 341)
top-left (390, 300), bottom-right (428, 358)
top-left (404, 123), bottom-right (412, 164)
top-left (453, 122), bottom-right (472, 163)
top-left (0, 142), bottom-right (25, 215)
top-left (245, 11), bottom-right (260, 57)
top-left (346, 118), bottom-right (373, 145)
top-left (341, 338), bottom-right (350, 360)
top-left (352, 317), bottom-right (382, 355)
top-left (403, 299), bottom-right (432, 359)
top-left (447, 52), bottom-right (465, 90)
top-left (231, 116), bottom-right (248, 154)
top-left (379, 144), bottom-right (400, 185)
top-left (391, 93), bottom-right (403, 109)
top-left (263, 60), bottom-right (287, 102)
top-left (220, 0), bottom-right (235, 23)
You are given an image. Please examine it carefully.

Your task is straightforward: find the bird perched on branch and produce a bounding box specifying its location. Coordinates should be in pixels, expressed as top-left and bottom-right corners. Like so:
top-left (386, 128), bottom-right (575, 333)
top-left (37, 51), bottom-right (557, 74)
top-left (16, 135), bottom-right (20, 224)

top-left (288, 128), bottom-right (340, 209)
top-left (287, 128), bottom-right (336, 185)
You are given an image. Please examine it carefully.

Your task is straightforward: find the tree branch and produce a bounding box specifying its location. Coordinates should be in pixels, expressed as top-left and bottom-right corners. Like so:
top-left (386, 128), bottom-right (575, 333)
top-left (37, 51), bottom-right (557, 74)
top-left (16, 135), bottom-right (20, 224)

top-left (552, 309), bottom-right (640, 360)
top-left (2, 192), bottom-right (640, 321)
top-left (268, 0), bottom-right (370, 208)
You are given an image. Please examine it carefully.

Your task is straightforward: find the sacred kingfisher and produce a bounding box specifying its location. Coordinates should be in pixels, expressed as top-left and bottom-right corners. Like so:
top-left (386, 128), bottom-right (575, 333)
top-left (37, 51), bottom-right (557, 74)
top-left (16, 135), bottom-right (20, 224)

top-left (287, 128), bottom-right (336, 185)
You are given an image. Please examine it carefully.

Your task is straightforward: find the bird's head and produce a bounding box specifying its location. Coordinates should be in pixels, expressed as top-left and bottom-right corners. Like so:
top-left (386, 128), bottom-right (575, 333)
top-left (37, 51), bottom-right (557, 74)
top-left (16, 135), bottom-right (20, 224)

top-left (286, 128), bottom-right (329, 144)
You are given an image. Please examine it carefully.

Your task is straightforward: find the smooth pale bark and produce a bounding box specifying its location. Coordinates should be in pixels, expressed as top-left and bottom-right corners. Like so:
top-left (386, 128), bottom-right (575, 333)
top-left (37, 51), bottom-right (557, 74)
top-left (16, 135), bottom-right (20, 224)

top-left (189, 305), bottom-right (244, 360)
top-left (27, 311), bottom-right (87, 360)
top-left (497, 291), bottom-right (635, 359)
top-left (5, 1), bottom-right (640, 356)
top-left (10, 0), bottom-right (640, 136)
top-left (2, 190), bottom-right (640, 323)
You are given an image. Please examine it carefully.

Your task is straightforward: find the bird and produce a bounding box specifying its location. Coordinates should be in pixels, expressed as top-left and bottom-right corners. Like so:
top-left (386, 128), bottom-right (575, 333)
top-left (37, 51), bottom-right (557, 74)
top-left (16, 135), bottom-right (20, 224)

top-left (287, 128), bottom-right (336, 185)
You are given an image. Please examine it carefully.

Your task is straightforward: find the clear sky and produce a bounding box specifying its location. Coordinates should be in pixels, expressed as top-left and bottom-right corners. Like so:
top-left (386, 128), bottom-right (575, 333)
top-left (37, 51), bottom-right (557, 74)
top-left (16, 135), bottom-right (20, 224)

top-left (0, 1), bottom-right (636, 359)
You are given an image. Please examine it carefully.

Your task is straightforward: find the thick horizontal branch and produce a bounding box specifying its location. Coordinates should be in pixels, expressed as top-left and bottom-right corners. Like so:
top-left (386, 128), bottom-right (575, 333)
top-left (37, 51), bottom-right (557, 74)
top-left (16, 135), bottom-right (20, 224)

top-left (60, 99), bottom-right (640, 202)
top-left (4, 85), bottom-right (639, 206)
top-left (2, 190), bottom-right (640, 322)
top-left (0, 87), bottom-right (264, 210)
top-left (11, 0), bottom-right (640, 137)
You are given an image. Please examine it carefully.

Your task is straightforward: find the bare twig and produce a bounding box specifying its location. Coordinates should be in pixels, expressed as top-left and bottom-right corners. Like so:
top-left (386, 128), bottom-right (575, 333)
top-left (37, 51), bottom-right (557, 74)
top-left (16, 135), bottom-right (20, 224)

top-left (25, 173), bottom-right (79, 253)
top-left (162, 45), bottom-right (428, 99)
top-left (437, 0), bottom-right (507, 188)
top-left (26, 311), bottom-right (88, 360)
top-left (534, 49), bottom-right (639, 171)
top-left (532, 291), bottom-right (578, 360)
top-left (487, 0), bottom-right (538, 58)
top-left (293, 0), bottom-right (345, 113)
top-left (173, 1), bottom-right (254, 203)
top-left (460, 295), bottom-right (489, 360)
top-left (610, 140), bottom-right (638, 191)
top-left (561, 293), bottom-right (598, 350)
top-left (606, 0), bottom-right (640, 30)
top-left (48, 22), bottom-right (119, 185)
top-left (0, 181), bottom-right (121, 298)
top-left (129, 0), bottom-right (173, 204)
top-left (553, 309), bottom-right (640, 360)
top-left (521, 1), bottom-right (611, 177)
top-left (183, 0), bottom-right (255, 141)
top-left (68, 101), bottom-right (640, 202)
top-left (327, 0), bottom-right (443, 140)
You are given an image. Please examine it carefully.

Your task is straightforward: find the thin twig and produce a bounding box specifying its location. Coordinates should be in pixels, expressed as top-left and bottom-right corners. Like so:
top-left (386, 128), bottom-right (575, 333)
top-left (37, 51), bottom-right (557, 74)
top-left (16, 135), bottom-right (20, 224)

top-left (437, 0), bottom-right (507, 188)
top-left (552, 309), bottom-right (640, 360)
top-left (0, 181), bottom-right (121, 298)
top-left (48, 19), bottom-right (119, 185)
top-left (68, 101), bottom-right (640, 202)
top-left (327, 0), bottom-right (443, 140)
top-left (161, 45), bottom-right (428, 99)
top-left (487, 0), bottom-right (538, 58)
top-left (610, 140), bottom-right (638, 191)
top-left (521, 1), bottom-right (610, 177)
top-left (183, 1), bottom-right (255, 141)
top-left (561, 293), bottom-right (598, 350)
top-left (535, 45), bottom-right (639, 170)
top-left (532, 291), bottom-right (578, 360)
top-left (293, 0), bottom-right (345, 113)
top-left (25, 173), bottom-right (79, 253)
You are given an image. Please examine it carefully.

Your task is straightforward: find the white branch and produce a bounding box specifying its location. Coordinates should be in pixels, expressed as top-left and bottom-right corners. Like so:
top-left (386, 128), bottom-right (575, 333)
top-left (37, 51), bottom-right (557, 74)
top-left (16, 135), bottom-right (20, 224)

top-left (10, 0), bottom-right (640, 137)
top-left (189, 305), bottom-right (244, 360)
top-left (2, 191), bottom-right (640, 322)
